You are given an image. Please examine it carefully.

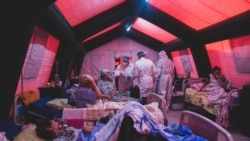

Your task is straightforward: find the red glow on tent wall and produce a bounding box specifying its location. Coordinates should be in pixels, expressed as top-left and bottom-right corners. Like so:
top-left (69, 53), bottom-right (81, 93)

top-left (83, 22), bottom-right (121, 43)
top-left (55, 0), bottom-right (125, 27)
top-left (171, 48), bottom-right (198, 78)
top-left (132, 17), bottom-right (177, 43)
top-left (206, 35), bottom-right (250, 88)
top-left (15, 27), bottom-right (59, 95)
top-left (149, 0), bottom-right (250, 30)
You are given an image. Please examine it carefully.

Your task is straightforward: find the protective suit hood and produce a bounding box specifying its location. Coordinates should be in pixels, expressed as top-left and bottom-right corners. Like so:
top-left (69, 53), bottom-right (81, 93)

top-left (159, 50), bottom-right (167, 58)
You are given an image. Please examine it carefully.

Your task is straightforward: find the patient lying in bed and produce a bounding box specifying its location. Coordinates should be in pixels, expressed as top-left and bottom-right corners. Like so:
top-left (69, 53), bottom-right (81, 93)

top-left (14, 102), bottom-right (207, 141)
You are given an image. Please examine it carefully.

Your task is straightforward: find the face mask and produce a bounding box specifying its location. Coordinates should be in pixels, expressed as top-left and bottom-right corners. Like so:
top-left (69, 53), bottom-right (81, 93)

top-left (123, 62), bottom-right (129, 66)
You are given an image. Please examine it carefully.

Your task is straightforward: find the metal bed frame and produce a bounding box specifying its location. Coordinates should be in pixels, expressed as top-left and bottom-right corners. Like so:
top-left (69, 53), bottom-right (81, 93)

top-left (180, 110), bottom-right (234, 141)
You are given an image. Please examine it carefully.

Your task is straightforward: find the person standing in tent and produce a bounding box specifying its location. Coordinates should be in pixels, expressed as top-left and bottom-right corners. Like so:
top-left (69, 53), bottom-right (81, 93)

top-left (156, 50), bottom-right (175, 109)
top-left (112, 56), bottom-right (134, 93)
top-left (132, 51), bottom-right (157, 104)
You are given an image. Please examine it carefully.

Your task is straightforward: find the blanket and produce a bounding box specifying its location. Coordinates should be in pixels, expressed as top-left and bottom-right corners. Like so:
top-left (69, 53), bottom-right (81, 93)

top-left (86, 101), bottom-right (206, 141)
top-left (203, 85), bottom-right (228, 104)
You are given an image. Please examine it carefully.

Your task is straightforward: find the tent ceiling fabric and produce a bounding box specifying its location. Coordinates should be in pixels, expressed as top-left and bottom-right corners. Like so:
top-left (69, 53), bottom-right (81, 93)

top-left (55, 0), bottom-right (126, 26)
top-left (54, 0), bottom-right (250, 50)
top-left (83, 22), bottom-right (122, 43)
top-left (149, 0), bottom-right (250, 30)
top-left (132, 17), bottom-right (177, 43)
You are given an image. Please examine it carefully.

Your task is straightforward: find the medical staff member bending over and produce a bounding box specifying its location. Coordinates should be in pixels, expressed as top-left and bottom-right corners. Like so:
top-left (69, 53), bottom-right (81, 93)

top-left (113, 56), bottom-right (134, 93)
top-left (156, 50), bottom-right (175, 109)
top-left (132, 51), bottom-right (157, 104)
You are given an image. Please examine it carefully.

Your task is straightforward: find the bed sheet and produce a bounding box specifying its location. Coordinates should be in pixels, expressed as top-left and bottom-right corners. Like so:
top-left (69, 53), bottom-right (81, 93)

top-left (185, 88), bottom-right (218, 115)
top-left (62, 100), bottom-right (164, 123)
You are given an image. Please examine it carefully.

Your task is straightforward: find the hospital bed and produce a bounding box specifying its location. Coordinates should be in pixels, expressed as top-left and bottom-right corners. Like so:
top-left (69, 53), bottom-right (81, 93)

top-left (179, 78), bottom-right (241, 128)
top-left (182, 78), bottom-right (240, 115)
top-left (180, 110), bottom-right (233, 141)
top-left (13, 93), bottom-right (234, 141)
top-left (13, 107), bottom-right (234, 141)
top-left (14, 94), bottom-right (64, 125)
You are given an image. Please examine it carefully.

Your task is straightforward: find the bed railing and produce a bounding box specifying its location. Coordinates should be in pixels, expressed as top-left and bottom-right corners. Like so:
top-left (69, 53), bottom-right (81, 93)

top-left (146, 93), bottom-right (168, 119)
top-left (180, 110), bottom-right (234, 141)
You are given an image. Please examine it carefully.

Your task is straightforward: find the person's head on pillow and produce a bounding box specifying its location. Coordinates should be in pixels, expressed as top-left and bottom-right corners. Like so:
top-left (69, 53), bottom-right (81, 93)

top-left (36, 119), bottom-right (65, 140)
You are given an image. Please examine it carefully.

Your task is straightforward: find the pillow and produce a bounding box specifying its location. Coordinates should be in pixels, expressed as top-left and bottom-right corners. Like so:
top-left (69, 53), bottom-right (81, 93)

top-left (144, 102), bottom-right (164, 124)
top-left (190, 83), bottom-right (205, 90)
top-left (13, 124), bottom-right (45, 141)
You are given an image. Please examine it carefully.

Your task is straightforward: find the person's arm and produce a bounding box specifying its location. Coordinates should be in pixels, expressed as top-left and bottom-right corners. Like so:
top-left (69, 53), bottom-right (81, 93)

top-left (218, 75), bottom-right (228, 89)
top-left (198, 82), bottom-right (209, 92)
top-left (110, 81), bottom-right (117, 99)
top-left (110, 87), bottom-right (117, 99)
top-left (91, 81), bottom-right (110, 100)
top-left (84, 75), bottom-right (111, 100)
top-left (198, 76), bottom-right (210, 92)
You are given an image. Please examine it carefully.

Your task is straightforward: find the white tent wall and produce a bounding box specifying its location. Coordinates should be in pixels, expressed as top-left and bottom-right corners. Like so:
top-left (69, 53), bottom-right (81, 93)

top-left (80, 36), bottom-right (159, 80)
top-left (15, 27), bottom-right (59, 96)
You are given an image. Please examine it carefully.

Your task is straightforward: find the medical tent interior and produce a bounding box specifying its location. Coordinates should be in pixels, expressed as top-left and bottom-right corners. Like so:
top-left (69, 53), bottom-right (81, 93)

top-left (0, 0), bottom-right (250, 139)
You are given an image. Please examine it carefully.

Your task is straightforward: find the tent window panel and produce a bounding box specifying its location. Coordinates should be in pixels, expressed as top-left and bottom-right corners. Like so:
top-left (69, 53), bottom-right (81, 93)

top-left (23, 44), bottom-right (45, 80)
top-left (179, 49), bottom-right (193, 73)
top-left (230, 35), bottom-right (250, 73)
top-left (233, 56), bottom-right (250, 73)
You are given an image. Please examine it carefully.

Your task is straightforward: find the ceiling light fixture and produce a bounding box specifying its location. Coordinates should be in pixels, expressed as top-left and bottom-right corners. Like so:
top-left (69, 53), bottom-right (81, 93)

top-left (126, 25), bottom-right (132, 32)
top-left (125, 0), bottom-right (148, 32)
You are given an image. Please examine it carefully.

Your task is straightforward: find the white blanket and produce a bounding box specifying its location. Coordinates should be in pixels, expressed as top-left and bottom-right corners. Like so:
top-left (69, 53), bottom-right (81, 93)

top-left (204, 85), bottom-right (228, 104)
top-left (91, 101), bottom-right (172, 141)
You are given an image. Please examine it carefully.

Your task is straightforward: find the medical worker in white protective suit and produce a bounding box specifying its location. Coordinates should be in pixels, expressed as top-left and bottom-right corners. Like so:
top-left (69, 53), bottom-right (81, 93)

top-left (156, 50), bottom-right (175, 109)
top-left (132, 51), bottom-right (157, 104)
top-left (113, 56), bottom-right (134, 93)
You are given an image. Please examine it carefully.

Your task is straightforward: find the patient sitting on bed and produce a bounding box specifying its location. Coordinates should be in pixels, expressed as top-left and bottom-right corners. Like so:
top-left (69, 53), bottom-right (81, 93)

top-left (199, 66), bottom-right (231, 127)
top-left (199, 66), bottom-right (231, 93)
top-left (198, 66), bottom-right (231, 103)
top-left (75, 74), bottom-right (110, 108)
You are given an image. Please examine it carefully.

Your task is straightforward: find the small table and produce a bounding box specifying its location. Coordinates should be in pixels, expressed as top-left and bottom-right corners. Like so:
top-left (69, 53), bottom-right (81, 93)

top-left (38, 87), bottom-right (63, 98)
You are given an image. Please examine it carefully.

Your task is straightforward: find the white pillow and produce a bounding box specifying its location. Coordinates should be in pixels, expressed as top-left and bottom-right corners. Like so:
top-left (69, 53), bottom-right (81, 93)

top-left (144, 102), bottom-right (164, 124)
top-left (13, 124), bottom-right (45, 141)
top-left (190, 83), bottom-right (205, 90)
